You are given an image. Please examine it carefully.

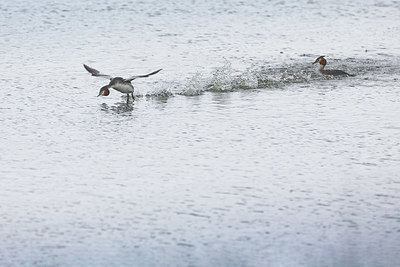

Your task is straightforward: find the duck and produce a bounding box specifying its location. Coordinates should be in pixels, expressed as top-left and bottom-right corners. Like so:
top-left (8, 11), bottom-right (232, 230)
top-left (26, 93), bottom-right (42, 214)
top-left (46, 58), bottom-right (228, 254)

top-left (83, 64), bottom-right (162, 103)
top-left (313, 56), bottom-right (355, 76)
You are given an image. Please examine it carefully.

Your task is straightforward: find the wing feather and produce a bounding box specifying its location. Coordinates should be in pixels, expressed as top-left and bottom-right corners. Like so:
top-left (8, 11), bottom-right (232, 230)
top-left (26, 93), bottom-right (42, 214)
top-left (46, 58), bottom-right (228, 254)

top-left (125, 69), bottom-right (162, 81)
top-left (83, 64), bottom-right (113, 79)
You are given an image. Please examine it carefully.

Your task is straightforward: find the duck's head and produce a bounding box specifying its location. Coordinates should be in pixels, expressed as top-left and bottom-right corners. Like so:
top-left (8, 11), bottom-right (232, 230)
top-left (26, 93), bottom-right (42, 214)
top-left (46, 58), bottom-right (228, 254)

top-left (98, 85), bottom-right (110, 96)
top-left (313, 56), bottom-right (327, 65)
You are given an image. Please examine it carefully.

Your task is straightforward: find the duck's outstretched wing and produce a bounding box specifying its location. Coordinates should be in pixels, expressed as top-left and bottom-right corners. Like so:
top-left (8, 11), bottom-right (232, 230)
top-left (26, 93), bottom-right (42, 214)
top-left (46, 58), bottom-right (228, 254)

top-left (125, 69), bottom-right (162, 82)
top-left (83, 64), bottom-right (113, 80)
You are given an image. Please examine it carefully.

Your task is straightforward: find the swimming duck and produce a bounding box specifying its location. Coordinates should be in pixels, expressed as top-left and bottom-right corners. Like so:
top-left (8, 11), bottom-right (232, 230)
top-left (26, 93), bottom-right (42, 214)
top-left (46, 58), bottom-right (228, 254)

top-left (83, 64), bottom-right (162, 103)
top-left (313, 56), bottom-right (355, 76)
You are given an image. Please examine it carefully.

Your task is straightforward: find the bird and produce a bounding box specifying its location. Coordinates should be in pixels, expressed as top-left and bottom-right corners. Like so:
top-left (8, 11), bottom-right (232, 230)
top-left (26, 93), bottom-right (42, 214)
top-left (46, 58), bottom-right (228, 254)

top-left (313, 56), bottom-right (355, 76)
top-left (83, 64), bottom-right (162, 103)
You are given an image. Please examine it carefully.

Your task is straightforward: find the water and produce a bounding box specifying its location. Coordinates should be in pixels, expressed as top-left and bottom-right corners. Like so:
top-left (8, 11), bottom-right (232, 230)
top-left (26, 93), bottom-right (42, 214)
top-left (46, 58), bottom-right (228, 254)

top-left (1, 0), bottom-right (400, 266)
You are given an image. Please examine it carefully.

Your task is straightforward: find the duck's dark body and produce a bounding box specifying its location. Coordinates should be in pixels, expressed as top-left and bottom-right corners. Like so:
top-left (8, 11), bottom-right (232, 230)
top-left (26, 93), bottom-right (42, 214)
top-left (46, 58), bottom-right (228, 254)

top-left (313, 56), bottom-right (355, 77)
top-left (321, 69), bottom-right (355, 76)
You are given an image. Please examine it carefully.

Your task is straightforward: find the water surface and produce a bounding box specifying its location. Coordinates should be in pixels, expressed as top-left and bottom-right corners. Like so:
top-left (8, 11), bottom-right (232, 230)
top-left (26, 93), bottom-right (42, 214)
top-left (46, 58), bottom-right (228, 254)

top-left (1, 0), bottom-right (400, 266)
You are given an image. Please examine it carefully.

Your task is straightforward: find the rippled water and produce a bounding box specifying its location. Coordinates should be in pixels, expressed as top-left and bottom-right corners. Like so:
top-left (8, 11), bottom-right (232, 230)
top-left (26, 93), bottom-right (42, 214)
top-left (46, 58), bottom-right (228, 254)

top-left (1, 0), bottom-right (400, 266)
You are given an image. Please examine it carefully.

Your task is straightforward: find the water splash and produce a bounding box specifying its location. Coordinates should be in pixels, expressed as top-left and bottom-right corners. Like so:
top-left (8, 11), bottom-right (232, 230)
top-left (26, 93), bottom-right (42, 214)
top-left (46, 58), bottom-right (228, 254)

top-left (181, 72), bottom-right (207, 96)
top-left (135, 57), bottom-right (399, 98)
top-left (207, 60), bottom-right (235, 92)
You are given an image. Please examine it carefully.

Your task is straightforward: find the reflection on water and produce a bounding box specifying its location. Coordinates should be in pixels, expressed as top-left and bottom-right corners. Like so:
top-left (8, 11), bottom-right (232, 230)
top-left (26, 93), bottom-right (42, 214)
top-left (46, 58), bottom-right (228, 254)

top-left (211, 92), bottom-right (233, 109)
top-left (100, 102), bottom-right (135, 114)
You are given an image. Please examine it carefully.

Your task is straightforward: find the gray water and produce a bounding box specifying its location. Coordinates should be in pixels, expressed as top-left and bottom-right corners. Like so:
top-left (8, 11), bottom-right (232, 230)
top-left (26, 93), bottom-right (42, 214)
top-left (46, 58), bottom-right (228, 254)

top-left (1, 0), bottom-right (400, 266)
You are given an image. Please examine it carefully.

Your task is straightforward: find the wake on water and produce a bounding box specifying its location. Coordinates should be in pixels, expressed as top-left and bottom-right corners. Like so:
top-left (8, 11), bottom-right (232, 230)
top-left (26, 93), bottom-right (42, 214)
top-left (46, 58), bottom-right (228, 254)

top-left (134, 56), bottom-right (399, 98)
